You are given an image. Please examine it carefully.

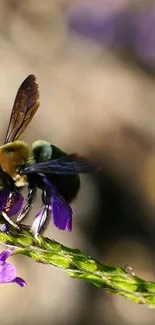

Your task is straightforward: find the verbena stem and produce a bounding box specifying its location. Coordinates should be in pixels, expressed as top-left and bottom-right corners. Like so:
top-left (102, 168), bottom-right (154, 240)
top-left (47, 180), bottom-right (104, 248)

top-left (0, 218), bottom-right (155, 308)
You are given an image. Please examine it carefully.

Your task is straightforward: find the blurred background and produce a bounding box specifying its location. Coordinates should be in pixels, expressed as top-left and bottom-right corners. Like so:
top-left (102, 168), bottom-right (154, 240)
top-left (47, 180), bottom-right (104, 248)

top-left (1, 0), bottom-right (155, 324)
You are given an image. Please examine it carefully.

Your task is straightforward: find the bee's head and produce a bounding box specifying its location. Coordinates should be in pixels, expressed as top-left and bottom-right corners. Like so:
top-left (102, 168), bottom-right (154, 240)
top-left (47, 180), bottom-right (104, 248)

top-left (0, 140), bottom-right (30, 186)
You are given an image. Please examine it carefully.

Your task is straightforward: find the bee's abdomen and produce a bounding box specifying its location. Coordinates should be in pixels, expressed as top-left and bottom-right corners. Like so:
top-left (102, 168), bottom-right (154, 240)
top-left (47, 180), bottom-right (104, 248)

top-left (49, 145), bottom-right (81, 202)
top-left (51, 174), bottom-right (80, 203)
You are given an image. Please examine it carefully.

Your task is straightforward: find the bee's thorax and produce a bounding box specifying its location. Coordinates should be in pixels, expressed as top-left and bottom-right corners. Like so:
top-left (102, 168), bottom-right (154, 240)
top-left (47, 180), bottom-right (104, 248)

top-left (31, 140), bottom-right (52, 162)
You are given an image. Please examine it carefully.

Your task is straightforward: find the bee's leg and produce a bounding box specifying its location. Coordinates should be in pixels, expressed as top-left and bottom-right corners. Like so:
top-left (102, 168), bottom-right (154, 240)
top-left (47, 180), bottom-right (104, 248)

top-left (1, 191), bottom-right (20, 230)
top-left (16, 185), bottom-right (37, 223)
top-left (31, 189), bottom-right (50, 240)
top-left (1, 211), bottom-right (20, 229)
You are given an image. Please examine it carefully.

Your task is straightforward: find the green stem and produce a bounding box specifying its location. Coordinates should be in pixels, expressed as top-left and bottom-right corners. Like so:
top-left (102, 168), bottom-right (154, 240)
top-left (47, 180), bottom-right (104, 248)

top-left (0, 218), bottom-right (155, 307)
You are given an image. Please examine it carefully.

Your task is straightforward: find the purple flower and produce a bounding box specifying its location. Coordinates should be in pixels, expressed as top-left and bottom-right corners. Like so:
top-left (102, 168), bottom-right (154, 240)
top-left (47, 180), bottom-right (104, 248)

top-left (31, 177), bottom-right (72, 234)
top-left (0, 248), bottom-right (26, 287)
top-left (0, 189), bottom-right (24, 217)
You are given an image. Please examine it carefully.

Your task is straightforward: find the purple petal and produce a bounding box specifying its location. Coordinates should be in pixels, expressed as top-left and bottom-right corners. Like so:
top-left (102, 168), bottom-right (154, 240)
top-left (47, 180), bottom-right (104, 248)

top-left (50, 195), bottom-right (72, 231)
top-left (0, 249), bottom-right (27, 286)
top-left (7, 192), bottom-right (24, 217)
top-left (13, 277), bottom-right (27, 287)
top-left (1, 223), bottom-right (8, 233)
top-left (65, 213), bottom-right (72, 232)
top-left (0, 249), bottom-right (14, 262)
top-left (0, 262), bottom-right (16, 283)
top-left (0, 189), bottom-right (24, 217)
top-left (43, 177), bottom-right (73, 231)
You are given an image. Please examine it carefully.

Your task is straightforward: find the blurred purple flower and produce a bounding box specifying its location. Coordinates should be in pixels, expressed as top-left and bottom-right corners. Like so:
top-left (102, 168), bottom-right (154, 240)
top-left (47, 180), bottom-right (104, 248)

top-left (31, 177), bottom-right (72, 235)
top-left (133, 7), bottom-right (155, 67)
top-left (66, 1), bottom-right (155, 68)
top-left (0, 248), bottom-right (26, 287)
top-left (66, 1), bottom-right (134, 48)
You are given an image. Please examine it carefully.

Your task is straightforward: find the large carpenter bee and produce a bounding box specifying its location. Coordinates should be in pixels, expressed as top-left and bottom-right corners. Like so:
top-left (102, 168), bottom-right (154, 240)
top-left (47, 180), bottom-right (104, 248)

top-left (0, 75), bottom-right (92, 238)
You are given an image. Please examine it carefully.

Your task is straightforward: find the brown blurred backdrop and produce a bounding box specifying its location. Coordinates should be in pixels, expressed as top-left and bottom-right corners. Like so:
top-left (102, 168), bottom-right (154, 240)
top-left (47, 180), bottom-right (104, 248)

top-left (1, 0), bottom-right (155, 324)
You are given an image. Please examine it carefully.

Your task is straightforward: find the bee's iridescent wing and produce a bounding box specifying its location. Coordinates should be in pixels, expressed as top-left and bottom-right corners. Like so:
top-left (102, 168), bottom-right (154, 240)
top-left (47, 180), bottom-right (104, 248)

top-left (21, 154), bottom-right (93, 175)
top-left (5, 75), bottom-right (40, 143)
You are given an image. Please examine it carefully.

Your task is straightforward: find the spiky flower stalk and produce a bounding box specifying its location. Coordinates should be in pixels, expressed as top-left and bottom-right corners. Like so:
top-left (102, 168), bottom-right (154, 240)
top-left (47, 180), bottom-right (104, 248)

top-left (0, 217), bottom-right (155, 307)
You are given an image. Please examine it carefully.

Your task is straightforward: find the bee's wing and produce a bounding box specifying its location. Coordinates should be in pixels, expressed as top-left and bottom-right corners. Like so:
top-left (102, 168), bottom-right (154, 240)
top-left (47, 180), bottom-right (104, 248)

top-left (21, 154), bottom-right (94, 175)
top-left (5, 75), bottom-right (40, 143)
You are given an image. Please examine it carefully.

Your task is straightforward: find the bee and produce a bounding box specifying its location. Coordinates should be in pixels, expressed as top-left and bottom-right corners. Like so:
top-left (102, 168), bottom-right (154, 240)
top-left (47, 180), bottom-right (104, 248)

top-left (0, 75), bottom-right (92, 238)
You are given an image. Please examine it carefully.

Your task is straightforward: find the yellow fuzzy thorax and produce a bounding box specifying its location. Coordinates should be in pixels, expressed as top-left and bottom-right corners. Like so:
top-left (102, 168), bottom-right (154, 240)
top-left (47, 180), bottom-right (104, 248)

top-left (0, 140), bottom-right (31, 184)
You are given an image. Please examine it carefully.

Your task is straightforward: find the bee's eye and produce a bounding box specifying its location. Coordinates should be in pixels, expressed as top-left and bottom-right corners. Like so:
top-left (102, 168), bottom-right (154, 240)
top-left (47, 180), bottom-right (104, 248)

top-left (15, 165), bottom-right (25, 174)
top-left (15, 165), bottom-right (20, 172)
top-left (4, 150), bottom-right (14, 156)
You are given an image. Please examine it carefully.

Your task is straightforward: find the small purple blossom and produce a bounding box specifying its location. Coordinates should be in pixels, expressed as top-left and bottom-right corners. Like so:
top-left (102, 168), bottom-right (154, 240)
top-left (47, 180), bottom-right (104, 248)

top-left (31, 177), bottom-right (72, 234)
top-left (0, 248), bottom-right (26, 287)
